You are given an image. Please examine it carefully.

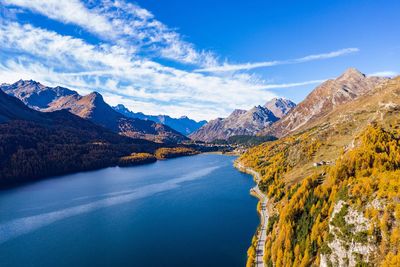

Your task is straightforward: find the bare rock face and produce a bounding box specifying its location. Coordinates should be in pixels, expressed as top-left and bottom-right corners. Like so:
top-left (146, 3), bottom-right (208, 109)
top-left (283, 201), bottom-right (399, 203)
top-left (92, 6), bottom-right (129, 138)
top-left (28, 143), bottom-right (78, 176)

top-left (320, 200), bottom-right (377, 267)
top-left (264, 97), bottom-right (296, 118)
top-left (1, 80), bottom-right (188, 143)
top-left (267, 68), bottom-right (388, 137)
top-left (189, 106), bottom-right (279, 142)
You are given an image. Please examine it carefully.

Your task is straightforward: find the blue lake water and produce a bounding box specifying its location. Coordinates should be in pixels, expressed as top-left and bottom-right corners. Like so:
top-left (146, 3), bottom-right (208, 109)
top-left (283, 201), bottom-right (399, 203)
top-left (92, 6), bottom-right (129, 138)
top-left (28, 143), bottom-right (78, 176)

top-left (0, 154), bottom-right (258, 267)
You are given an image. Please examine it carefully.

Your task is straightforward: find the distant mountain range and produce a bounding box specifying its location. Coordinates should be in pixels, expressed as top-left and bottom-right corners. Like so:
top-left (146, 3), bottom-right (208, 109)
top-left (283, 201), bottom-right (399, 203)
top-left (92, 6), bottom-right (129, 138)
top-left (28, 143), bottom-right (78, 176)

top-left (1, 80), bottom-right (188, 143)
top-left (112, 104), bottom-right (206, 136)
top-left (2, 69), bottom-right (386, 146)
top-left (190, 98), bottom-right (296, 142)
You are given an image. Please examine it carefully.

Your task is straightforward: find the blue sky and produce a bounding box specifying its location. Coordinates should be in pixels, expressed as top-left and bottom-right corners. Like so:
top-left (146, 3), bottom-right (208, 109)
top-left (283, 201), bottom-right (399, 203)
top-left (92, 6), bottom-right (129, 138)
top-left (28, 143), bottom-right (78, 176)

top-left (0, 0), bottom-right (399, 120)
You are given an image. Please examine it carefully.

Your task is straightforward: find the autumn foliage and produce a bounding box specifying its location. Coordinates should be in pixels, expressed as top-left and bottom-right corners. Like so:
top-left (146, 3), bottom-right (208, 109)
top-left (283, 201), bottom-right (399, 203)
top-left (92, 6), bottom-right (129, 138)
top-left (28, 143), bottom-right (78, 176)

top-left (240, 125), bottom-right (400, 266)
top-left (0, 119), bottom-right (198, 187)
top-left (155, 147), bottom-right (198, 159)
top-left (118, 153), bottom-right (157, 166)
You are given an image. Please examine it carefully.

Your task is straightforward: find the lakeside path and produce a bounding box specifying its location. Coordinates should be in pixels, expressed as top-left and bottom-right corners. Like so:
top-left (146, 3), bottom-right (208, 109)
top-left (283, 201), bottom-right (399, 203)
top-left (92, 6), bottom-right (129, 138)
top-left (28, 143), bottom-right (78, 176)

top-left (235, 162), bottom-right (268, 267)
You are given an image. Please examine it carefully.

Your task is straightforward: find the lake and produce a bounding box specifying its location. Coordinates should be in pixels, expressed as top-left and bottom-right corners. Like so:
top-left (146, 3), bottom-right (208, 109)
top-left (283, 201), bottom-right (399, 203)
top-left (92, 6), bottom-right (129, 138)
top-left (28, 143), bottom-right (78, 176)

top-left (0, 154), bottom-right (258, 267)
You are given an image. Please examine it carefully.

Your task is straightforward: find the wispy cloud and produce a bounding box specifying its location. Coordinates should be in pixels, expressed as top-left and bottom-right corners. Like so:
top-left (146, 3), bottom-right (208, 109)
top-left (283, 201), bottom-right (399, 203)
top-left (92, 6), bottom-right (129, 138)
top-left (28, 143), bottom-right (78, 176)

top-left (195, 48), bottom-right (360, 73)
top-left (1, 0), bottom-right (218, 66)
top-left (0, 21), bottom-right (280, 120)
top-left (368, 71), bottom-right (398, 77)
top-left (0, 1), bottom-right (332, 120)
top-left (2, 0), bottom-right (113, 36)
top-left (260, 79), bottom-right (328, 89)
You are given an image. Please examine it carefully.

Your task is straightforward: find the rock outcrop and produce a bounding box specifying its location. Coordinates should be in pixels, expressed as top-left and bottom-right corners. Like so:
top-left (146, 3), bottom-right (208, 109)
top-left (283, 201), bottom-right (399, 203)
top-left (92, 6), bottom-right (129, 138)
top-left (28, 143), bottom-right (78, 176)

top-left (264, 97), bottom-right (296, 118)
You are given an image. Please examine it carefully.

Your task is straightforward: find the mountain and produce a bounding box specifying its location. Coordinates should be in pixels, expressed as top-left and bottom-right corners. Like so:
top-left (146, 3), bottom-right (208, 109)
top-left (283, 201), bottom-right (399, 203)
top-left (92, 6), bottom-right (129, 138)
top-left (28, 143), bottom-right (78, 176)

top-left (190, 105), bottom-right (279, 142)
top-left (1, 80), bottom-right (188, 143)
top-left (0, 88), bottom-right (162, 186)
top-left (239, 75), bottom-right (400, 266)
top-left (265, 68), bottom-right (388, 137)
top-left (1, 79), bottom-right (77, 109)
top-left (113, 104), bottom-right (206, 136)
top-left (264, 97), bottom-right (296, 118)
top-left (0, 83), bottom-right (49, 123)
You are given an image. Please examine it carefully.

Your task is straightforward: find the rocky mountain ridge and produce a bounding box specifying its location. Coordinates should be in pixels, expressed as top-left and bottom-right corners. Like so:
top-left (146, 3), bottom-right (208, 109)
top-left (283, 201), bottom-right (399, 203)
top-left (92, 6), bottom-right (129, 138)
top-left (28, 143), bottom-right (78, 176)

top-left (265, 68), bottom-right (388, 137)
top-left (1, 80), bottom-right (188, 143)
top-left (264, 97), bottom-right (297, 118)
top-left (190, 98), bottom-right (296, 142)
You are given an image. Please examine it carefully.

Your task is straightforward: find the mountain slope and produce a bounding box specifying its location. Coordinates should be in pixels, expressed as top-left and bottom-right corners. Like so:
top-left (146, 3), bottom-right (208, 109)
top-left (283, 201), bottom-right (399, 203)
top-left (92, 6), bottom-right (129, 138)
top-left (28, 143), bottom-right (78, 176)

top-left (113, 104), bottom-right (206, 136)
top-left (239, 76), bottom-right (400, 267)
top-left (1, 80), bottom-right (188, 143)
top-left (0, 89), bottom-right (160, 186)
top-left (264, 97), bottom-right (296, 118)
top-left (266, 68), bottom-right (388, 137)
top-left (190, 106), bottom-right (279, 142)
top-left (45, 92), bottom-right (188, 143)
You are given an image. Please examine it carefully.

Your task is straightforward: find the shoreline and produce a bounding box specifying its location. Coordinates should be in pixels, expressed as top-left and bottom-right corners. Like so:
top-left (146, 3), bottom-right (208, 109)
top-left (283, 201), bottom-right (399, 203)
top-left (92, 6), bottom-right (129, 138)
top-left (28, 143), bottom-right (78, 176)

top-left (235, 161), bottom-right (268, 267)
top-left (0, 152), bottom-right (198, 190)
top-left (1, 151), bottom-right (234, 190)
top-left (0, 153), bottom-right (259, 266)
top-left (202, 151), bottom-right (241, 156)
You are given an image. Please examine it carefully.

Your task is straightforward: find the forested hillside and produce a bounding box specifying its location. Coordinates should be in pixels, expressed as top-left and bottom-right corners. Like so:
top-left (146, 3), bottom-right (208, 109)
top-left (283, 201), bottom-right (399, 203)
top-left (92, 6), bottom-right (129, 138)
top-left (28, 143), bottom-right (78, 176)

top-left (0, 90), bottom-right (198, 187)
top-left (239, 77), bottom-right (400, 266)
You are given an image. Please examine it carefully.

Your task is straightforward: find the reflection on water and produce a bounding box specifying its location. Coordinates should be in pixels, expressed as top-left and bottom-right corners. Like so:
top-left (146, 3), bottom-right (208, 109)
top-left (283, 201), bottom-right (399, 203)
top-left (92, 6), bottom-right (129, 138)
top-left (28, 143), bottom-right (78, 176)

top-left (0, 154), bottom-right (258, 267)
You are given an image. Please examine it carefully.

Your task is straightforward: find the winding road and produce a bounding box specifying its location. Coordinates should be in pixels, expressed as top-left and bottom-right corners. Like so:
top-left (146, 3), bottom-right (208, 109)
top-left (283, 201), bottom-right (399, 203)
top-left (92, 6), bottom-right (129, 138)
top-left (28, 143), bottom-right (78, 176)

top-left (236, 163), bottom-right (268, 267)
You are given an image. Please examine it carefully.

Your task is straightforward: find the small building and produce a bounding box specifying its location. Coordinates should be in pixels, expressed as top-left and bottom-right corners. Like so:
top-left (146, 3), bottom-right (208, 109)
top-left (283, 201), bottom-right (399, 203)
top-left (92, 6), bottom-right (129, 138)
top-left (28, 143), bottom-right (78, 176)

top-left (313, 160), bottom-right (332, 167)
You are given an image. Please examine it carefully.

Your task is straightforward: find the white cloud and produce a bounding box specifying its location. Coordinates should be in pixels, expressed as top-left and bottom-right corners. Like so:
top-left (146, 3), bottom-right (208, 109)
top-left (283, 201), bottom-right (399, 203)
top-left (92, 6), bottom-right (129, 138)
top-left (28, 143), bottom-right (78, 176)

top-left (195, 48), bottom-right (360, 73)
top-left (2, 0), bottom-right (114, 36)
top-left (0, 3), bottom-right (334, 120)
top-left (1, 0), bottom-right (218, 66)
top-left (0, 56), bottom-right (325, 120)
top-left (0, 22), bottom-right (135, 71)
top-left (368, 71), bottom-right (398, 77)
top-left (261, 79), bottom-right (328, 89)
top-left (0, 21), bottom-right (281, 120)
